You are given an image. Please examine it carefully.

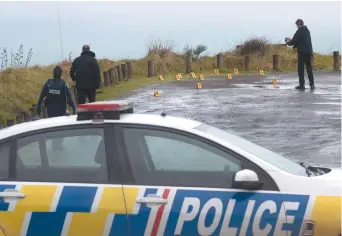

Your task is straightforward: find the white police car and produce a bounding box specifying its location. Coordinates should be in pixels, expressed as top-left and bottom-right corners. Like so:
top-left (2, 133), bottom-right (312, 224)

top-left (0, 101), bottom-right (340, 236)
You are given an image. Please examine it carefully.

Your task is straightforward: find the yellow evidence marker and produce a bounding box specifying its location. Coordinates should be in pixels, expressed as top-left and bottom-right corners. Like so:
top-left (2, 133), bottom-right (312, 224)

top-left (214, 69), bottom-right (219, 74)
top-left (196, 83), bottom-right (202, 89)
top-left (153, 90), bottom-right (160, 96)
top-left (190, 72), bottom-right (197, 78)
top-left (227, 74), bottom-right (232, 80)
top-left (199, 74), bottom-right (204, 80)
top-left (159, 75), bottom-right (164, 81)
top-left (272, 78), bottom-right (279, 84)
top-left (259, 70), bottom-right (264, 76)
top-left (234, 69), bottom-right (239, 74)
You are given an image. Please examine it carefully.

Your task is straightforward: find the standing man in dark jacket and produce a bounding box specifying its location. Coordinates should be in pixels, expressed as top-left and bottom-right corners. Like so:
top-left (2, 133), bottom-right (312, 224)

top-left (70, 45), bottom-right (101, 104)
top-left (286, 19), bottom-right (315, 90)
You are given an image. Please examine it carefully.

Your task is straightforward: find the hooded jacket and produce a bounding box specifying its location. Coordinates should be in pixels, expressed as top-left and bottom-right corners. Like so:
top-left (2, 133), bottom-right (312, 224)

top-left (69, 50), bottom-right (101, 90)
top-left (36, 78), bottom-right (76, 117)
top-left (286, 26), bottom-right (313, 54)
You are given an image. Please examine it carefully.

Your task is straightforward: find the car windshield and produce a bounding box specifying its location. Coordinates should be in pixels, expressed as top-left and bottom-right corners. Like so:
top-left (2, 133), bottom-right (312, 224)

top-left (195, 123), bottom-right (308, 176)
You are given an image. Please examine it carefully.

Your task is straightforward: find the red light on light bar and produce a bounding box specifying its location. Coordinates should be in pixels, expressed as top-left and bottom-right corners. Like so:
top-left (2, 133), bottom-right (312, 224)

top-left (77, 101), bottom-right (133, 112)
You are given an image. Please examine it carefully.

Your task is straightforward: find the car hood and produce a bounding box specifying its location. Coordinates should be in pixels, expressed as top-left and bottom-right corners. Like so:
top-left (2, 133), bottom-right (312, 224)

top-left (301, 168), bottom-right (342, 195)
top-left (312, 167), bottom-right (342, 182)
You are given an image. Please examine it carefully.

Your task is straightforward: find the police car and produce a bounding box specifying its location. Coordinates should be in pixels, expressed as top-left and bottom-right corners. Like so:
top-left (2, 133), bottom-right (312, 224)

top-left (0, 101), bottom-right (340, 236)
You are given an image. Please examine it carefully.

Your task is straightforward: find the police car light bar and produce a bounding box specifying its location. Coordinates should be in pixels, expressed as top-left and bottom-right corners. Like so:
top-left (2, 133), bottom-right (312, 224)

top-left (77, 101), bottom-right (134, 121)
top-left (77, 101), bottom-right (133, 112)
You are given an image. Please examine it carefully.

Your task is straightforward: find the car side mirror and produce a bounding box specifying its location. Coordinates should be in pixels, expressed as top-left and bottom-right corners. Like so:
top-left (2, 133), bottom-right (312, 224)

top-left (232, 169), bottom-right (264, 190)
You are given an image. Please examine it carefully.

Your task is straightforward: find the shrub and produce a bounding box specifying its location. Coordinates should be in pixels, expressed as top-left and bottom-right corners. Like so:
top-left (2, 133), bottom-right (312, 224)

top-left (0, 45), bottom-right (33, 71)
top-left (146, 37), bottom-right (175, 58)
top-left (237, 36), bottom-right (270, 56)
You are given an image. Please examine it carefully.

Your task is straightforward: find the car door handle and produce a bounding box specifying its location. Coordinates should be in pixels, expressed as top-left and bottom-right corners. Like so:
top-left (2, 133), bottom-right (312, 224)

top-left (136, 197), bottom-right (168, 205)
top-left (0, 191), bottom-right (25, 199)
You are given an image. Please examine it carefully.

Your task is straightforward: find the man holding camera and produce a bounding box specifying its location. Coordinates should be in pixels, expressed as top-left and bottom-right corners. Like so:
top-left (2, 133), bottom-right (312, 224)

top-left (286, 19), bottom-right (315, 90)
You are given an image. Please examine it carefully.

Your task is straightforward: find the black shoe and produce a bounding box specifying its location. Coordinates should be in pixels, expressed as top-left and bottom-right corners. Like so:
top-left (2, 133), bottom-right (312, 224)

top-left (310, 84), bottom-right (315, 90)
top-left (295, 85), bottom-right (305, 90)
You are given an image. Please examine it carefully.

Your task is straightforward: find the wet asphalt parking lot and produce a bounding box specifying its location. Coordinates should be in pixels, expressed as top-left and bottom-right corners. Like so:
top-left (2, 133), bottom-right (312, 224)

top-left (116, 71), bottom-right (341, 167)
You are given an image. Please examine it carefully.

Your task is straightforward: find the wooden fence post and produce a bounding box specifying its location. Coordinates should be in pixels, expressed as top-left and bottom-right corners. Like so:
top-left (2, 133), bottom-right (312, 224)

top-left (103, 71), bottom-right (110, 87)
top-left (23, 111), bottom-right (32, 122)
top-left (99, 75), bottom-right (104, 90)
top-left (116, 65), bottom-right (122, 81)
top-left (273, 55), bottom-right (280, 71)
top-left (217, 53), bottom-right (223, 69)
top-left (6, 119), bottom-right (15, 127)
top-left (186, 55), bottom-right (192, 74)
top-left (113, 67), bottom-right (119, 84)
top-left (109, 68), bottom-right (114, 86)
top-left (21, 111), bottom-right (27, 121)
top-left (110, 68), bottom-right (118, 85)
top-left (29, 106), bottom-right (37, 119)
top-left (244, 55), bottom-right (251, 71)
top-left (126, 62), bottom-right (133, 80)
top-left (16, 113), bottom-right (23, 124)
top-left (147, 60), bottom-right (153, 78)
top-left (121, 64), bottom-right (127, 80)
top-left (333, 51), bottom-right (340, 71)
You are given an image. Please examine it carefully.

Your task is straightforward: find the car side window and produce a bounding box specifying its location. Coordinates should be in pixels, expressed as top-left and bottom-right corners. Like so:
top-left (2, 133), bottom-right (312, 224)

top-left (0, 142), bottom-right (10, 180)
top-left (16, 128), bottom-right (108, 183)
top-left (122, 128), bottom-right (242, 188)
top-left (45, 135), bottom-right (103, 167)
top-left (145, 136), bottom-right (241, 172)
top-left (18, 141), bottom-right (41, 166)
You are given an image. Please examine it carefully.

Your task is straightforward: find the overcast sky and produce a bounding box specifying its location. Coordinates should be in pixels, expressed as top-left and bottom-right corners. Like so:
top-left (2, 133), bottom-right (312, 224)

top-left (0, 1), bottom-right (341, 65)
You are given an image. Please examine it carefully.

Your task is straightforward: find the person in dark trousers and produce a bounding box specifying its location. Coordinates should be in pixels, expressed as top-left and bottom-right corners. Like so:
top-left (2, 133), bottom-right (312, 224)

top-left (69, 45), bottom-right (101, 104)
top-left (37, 65), bottom-right (76, 151)
top-left (286, 19), bottom-right (315, 90)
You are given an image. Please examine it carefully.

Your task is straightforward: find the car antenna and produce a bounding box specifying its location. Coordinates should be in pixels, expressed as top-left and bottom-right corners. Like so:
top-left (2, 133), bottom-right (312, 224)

top-left (56, 1), bottom-right (64, 61)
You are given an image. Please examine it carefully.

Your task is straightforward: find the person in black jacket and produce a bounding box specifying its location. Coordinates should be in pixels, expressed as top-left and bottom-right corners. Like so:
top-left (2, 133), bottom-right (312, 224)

top-left (37, 66), bottom-right (76, 151)
top-left (37, 65), bottom-right (76, 118)
top-left (69, 45), bottom-right (101, 104)
top-left (286, 19), bottom-right (315, 90)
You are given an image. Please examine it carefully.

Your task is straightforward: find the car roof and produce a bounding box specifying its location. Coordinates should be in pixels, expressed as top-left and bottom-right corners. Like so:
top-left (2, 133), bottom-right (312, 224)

top-left (0, 113), bottom-right (202, 140)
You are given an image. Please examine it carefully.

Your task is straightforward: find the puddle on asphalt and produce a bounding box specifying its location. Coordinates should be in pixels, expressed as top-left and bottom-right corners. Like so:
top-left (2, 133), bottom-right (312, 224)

top-left (314, 111), bottom-right (341, 116)
top-left (318, 96), bottom-right (341, 101)
top-left (251, 84), bottom-right (293, 90)
top-left (312, 90), bottom-right (341, 95)
top-left (235, 84), bottom-right (282, 89)
top-left (313, 102), bottom-right (341, 105)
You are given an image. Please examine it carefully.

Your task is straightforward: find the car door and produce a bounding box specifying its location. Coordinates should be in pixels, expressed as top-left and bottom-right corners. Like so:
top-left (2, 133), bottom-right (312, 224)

top-left (0, 124), bottom-right (129, 236)
top-left (114, 124), bottom-right (306, 236)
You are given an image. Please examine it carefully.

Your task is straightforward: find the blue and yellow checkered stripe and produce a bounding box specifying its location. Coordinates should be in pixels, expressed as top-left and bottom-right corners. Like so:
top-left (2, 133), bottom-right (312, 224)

top-left (0, 184), bottom-right (139, 236)
top-left (311, 195), bottom-right (341, 236)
